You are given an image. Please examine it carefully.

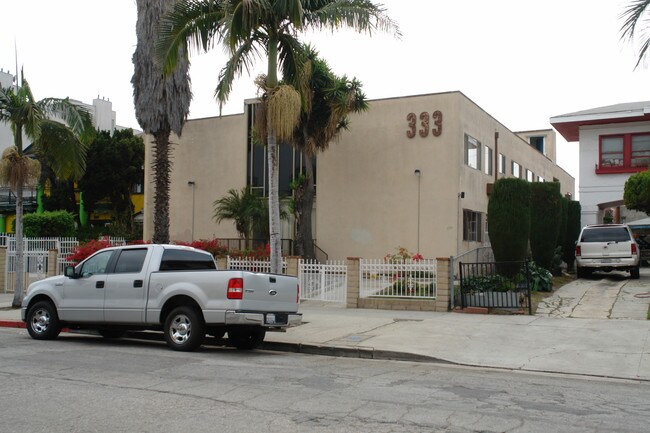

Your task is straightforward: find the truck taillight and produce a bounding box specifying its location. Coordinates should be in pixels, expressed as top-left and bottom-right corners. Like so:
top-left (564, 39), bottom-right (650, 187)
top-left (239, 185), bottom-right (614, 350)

top-left (632, 243), bottom-right (638, 255)
top-left (575, 245), bottom-right (581, 257)
top-left (227, 278), bottom-right (244, 299)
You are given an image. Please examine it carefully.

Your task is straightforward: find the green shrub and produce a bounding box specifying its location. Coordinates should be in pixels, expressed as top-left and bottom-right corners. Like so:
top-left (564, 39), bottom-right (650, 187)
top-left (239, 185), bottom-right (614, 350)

top-left (530, 182), bottom-right (562, 271)
top-left (525, 261), bottom-right (553, 292)
top-left (563, 200), bottom-right (582, 270)
top-left (22, 211), bottom-right (76, 237)
top-left (487, 178), bottom-right (531, 276)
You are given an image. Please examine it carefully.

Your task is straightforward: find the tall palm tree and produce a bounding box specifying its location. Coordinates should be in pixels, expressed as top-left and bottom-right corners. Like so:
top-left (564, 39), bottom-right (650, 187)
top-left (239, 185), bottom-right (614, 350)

top-left (158, 0), bottom-right (399, 273)
top-left (132, 0), bottom-right (192, 244)
top-left (620, 0), bottom-right (650, 67)
top-left (0, 73), bottom-right (94, 307)
top-left (285, 45), bottom-right (368, 260)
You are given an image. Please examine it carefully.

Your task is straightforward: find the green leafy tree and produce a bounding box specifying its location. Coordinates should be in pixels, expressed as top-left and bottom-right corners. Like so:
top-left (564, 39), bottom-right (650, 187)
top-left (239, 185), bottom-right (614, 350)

top-left (620, 1), bottom-right (650, 68)
top-left (158, 0), bottom-right (399, 273)
top-left (78, 129), bottom-right (145, 235)
top-left (284, 45), bottom-right (368, 260)
top-left (213, 187), bottom-right (262, 240)
top-left (487, 178), bottom-right (531, 275)
top-left (0, 73), bottom-right (93, 307)
top-left (132, 0), bottom-right (192, 244)
top-left (530, 182), bottom-right (563, 271)
top-left (624, 169), bottom-right (650, 214)
top-left (563, 200), bottom-right (582, 271)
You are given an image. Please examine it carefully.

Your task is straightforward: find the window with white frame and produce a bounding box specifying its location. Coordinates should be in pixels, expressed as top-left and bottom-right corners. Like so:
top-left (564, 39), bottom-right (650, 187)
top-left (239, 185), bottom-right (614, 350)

top-left (526, 169), bottom-right (534, 182)
top-left (484, 146), bottom-right (493, 175)
top-left (463, 209), bottom-right (482, 242)
top-left (498, 153), bottom-right (506, 174)
top-left (511, 161), bottom-right (521, 178)
top-left (464, 134), bottom-right (481, 170)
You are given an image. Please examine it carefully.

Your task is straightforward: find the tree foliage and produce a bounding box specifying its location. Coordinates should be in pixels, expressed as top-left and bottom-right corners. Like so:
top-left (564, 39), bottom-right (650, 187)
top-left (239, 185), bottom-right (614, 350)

top-left (78, 129), bottom-right (145, 233)
top-left (530, 182), bottom-right (563, 271)
top-left (620, 0), bottom-right (650, 68)
top-left (487, 178), bottom-right (531, 271)
top-left (624, 169), bottom-right (650, 214)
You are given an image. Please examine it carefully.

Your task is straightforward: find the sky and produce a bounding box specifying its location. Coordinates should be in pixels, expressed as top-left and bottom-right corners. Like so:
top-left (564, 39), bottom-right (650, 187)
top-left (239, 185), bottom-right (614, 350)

top-left (1, 0), bottom-right (649, 184)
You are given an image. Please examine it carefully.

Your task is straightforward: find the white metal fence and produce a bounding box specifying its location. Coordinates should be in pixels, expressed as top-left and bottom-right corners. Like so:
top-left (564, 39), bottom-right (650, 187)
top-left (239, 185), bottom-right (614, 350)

top-left (3, 235), bottom-right (127, 293)
top-left (360, 259), bottom-right (437, 299)
top-left (299, 259), bottom-right (347, 303)
top-left (226, 256), bottom-right (288, 274)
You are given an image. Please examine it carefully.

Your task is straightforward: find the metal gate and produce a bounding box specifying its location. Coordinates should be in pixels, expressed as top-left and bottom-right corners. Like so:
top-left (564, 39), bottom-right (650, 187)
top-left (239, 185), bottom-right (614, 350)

top-left (299, 259), bottom-right (347, 303)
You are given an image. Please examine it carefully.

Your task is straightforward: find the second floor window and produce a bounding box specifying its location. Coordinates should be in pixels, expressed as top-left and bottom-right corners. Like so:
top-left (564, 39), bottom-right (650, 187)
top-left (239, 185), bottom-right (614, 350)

top-left (484, 146), bottom-right (493, 176)
top-left (598, 133), bottom-right (650, 173)
top-left (498, 153), bottom-right (506, 174)
top-left (464, 134), bottom-right (481, 170)
top-left (511, 161), bottom-right (521, 178)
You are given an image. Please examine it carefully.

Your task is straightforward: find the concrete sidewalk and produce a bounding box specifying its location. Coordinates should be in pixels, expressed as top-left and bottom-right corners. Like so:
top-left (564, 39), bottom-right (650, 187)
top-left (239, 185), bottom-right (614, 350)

top-left (2, 293), bottom-right (649, 381)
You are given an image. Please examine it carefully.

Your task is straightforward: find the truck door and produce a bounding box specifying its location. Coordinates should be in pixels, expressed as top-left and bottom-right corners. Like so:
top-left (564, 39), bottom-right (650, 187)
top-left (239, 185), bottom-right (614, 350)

top-left (104, 248), bottom-right (150, 323)
top-left (60, 249), bottom-right (114, 322)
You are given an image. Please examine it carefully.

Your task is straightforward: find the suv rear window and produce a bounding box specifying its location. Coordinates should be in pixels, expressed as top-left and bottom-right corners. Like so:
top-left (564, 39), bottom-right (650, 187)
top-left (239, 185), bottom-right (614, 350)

top-left (580, 227), bottom-right (631, 243)
top-left (159, 249), bottom-right (216, 271)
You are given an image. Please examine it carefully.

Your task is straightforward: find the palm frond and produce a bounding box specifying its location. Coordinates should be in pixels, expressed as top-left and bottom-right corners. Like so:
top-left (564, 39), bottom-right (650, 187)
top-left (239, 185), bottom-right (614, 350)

top-left (38, 97), bottom-right (95, 144)
top-left (215, 36), bottom-right (263, 107)
top-left (620, 0), bottom-right (650, 68)
top-left (304, 0), bottom-right (401, 37)
top-left (32, 120), bottom-right (88, 181)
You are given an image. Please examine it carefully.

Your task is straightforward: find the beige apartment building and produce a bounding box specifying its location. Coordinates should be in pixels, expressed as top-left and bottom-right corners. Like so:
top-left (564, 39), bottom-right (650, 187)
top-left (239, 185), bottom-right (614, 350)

top-left (143, 91), bottom-right (574, 260)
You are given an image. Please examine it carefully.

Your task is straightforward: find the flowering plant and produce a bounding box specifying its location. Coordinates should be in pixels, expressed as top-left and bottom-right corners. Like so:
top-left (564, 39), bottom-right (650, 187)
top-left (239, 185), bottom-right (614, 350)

top-left (384, 246), bottom-right (424, 263)
top-left (174, 239), bottom-right (230, 258)
top-left (66, 239), bottom-right (114, 263)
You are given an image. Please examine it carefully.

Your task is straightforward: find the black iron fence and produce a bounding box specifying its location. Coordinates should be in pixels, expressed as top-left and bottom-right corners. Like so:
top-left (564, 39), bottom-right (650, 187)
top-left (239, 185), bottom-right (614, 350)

top-left (458, 261), bottom-right (532, 314)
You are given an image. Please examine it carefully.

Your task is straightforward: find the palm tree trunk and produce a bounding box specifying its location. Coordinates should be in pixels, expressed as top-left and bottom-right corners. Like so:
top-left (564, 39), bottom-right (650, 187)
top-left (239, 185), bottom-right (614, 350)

top-left (300, 154), bottom-right (316, 261)
top-left (267, 37), bottom-right (282, 274)
top-left (12, 187), bottom-right (24, 308)
top-left (153, 129), bottom-right (171, 244)
top-left (267, 132), bottom-right (282, 274)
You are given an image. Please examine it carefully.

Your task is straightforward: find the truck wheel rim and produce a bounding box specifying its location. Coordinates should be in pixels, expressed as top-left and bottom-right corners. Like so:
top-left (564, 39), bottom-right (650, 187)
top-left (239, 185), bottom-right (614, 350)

top-left (31, 308), bottom-right (50, 333)
top-left (170, 314), bottom-right (191, 344)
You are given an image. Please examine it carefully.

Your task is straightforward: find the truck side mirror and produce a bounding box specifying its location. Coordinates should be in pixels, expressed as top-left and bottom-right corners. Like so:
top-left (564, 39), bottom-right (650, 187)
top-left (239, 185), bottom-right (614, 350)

top-left (64, 265), bottom-right (78, 279)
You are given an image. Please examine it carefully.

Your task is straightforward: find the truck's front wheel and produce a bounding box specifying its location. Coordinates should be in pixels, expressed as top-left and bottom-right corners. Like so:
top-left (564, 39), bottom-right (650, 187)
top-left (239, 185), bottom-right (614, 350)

top-left (26, 301), bottom-right (61, 340)
top-left (164, 306), bottom-right (205, 351)
top-left (228, 327), bottom-right (266, 350)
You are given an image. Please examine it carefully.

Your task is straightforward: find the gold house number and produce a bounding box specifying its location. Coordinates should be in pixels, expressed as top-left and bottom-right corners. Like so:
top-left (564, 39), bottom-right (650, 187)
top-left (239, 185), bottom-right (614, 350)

top-left (406, 111), bottom-right (442, 138)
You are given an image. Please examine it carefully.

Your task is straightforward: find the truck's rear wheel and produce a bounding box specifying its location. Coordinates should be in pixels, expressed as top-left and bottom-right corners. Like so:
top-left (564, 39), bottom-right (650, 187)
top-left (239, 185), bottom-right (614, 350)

top-left (164, 306), bottom-right (205, 351)
top-left (228, 327), bottom-right (266, 350)
top-left (26, 301), bottom-right (61, 340)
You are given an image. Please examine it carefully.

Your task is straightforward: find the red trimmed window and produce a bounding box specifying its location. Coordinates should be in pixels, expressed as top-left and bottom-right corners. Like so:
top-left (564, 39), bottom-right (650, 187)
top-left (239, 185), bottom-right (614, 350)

top-left (597, 133), bottom-right (650, 174)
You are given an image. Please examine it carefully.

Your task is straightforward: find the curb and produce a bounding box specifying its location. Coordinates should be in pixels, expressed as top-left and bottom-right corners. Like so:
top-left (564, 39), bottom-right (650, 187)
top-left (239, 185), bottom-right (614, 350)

top-left (0, 320), bottom-right (25, 329)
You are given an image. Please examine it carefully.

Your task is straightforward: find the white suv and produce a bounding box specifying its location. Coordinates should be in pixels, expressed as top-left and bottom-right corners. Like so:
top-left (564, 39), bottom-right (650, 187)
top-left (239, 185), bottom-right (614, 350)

top-left (575, 224), bottom-right (640, 279)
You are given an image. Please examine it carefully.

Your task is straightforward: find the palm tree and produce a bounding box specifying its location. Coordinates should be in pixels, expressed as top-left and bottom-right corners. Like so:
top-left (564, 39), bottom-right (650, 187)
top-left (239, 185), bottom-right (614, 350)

top-left (620, 1), bottom-right (650, 67)
top-left (158, 0), bottom-right (400, 273)
top-left (213, 187), bottom-right (260, 239)
top-left (0, 73), bottom-right (94, 307)
top-left (285, 45), bottom-right (368, 260)
top-left (132, 0), bottom-right (192, 244)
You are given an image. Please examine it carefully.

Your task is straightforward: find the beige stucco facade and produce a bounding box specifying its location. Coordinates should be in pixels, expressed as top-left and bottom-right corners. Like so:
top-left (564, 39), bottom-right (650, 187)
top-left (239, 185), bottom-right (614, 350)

top-left (144, 91), bottom-right (574, 260)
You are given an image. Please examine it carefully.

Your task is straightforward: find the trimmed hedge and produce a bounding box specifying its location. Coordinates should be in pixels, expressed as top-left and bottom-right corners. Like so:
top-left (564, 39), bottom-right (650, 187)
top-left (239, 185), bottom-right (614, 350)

top-left (530, 182), bottom-right (563, 271)
top-left (563, 200), bottom-right (582, 270)
top-left (22, 211), bottom-right (76, 237)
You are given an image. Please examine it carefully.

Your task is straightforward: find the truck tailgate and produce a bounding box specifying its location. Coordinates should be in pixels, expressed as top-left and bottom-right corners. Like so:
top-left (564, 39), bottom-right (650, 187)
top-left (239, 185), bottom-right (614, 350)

top-left (240, 273), bottom-right (298, 313)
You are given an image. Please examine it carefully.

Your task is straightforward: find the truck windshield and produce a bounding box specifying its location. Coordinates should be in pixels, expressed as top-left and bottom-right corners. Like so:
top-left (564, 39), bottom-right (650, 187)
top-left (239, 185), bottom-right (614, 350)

top-left (159, 249), bottom-right (216, 271)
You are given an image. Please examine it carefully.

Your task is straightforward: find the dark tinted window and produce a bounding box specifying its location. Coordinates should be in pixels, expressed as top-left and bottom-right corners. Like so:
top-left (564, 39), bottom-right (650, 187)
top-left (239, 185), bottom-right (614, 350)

top-left (114, 249), bottom-right (148, 273)
top-left (581, 227), bottom-right (632, 243)
top-left (159, 249), bottom-right (216, 271)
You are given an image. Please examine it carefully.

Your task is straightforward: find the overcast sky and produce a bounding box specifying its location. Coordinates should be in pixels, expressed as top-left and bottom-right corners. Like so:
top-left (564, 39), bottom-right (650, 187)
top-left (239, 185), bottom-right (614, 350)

top-left (1, 0), bottom-right (649, 183)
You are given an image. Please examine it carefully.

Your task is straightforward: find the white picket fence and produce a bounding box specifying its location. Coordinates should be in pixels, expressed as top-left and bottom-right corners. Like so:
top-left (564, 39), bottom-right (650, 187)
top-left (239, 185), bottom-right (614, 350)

top-left (226, 256), bottom-right (288, 274)
top-left (360, 259), bottom-right (437, 299)
top-left (299, 259), bottom-right (347, 303)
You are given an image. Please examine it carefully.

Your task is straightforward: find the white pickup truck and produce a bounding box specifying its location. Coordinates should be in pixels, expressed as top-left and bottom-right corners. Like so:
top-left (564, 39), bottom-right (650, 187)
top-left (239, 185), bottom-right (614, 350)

top-left (21, 244), bottom-right (301, 351)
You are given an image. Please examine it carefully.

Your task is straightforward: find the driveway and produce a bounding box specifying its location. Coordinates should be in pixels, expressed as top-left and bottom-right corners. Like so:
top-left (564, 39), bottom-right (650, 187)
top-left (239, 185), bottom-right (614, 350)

top-left (536, 268), bottom-right (650, 319)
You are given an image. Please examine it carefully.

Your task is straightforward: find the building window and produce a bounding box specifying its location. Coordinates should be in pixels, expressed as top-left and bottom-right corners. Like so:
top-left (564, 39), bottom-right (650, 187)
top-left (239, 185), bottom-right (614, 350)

top-left (463, 209), bottom-right (482, 242)
top-left (529, 136), bottom-right (545, 154)
top-left (537, 175), bottom-right (544, 182)
top-left (511, 161), bottom-right (521, 178)
top-left (498, 153), bottom-right (506, 174)
top-left (464, 134), bottom-right (481, 170)
top-left (484, 146), bottom-right (493, 175)
top-left (526, 169), bottom-right (534, 182)
top-left (597, 133), bottom-right (650, 174)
